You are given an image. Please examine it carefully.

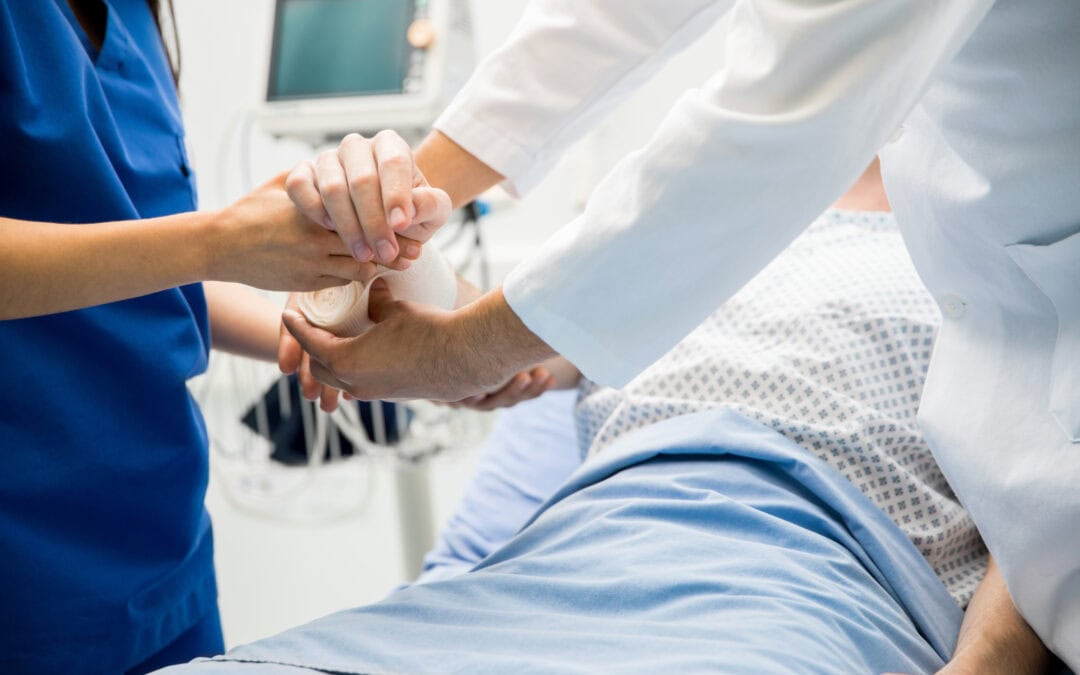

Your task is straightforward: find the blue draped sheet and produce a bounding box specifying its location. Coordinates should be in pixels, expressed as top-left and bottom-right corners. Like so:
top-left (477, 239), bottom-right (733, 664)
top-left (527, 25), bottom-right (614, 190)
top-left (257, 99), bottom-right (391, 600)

top-left (416, 390), bottom-right (583, 584)
top-left (160, 409), bottom-right (962, 674)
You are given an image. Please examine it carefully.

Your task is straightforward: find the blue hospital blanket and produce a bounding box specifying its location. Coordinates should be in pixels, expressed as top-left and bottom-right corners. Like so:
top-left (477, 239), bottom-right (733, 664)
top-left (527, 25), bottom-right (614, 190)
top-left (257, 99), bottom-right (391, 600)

top-left (160, 409), bottom-right (963, 674)
top-left (417, 390), bottom-right (583, 584)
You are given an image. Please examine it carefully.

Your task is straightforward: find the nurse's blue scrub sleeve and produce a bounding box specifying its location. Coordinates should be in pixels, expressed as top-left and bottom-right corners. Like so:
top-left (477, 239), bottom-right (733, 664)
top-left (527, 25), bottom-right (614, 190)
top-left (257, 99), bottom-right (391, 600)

top-left (0, 1), bottom-right (221, 672)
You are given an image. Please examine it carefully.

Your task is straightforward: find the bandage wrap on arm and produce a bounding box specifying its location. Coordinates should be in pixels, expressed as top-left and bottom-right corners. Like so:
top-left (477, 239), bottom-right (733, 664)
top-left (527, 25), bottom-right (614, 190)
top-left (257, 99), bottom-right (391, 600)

top-left (298, 247), bottom-right (457, 337)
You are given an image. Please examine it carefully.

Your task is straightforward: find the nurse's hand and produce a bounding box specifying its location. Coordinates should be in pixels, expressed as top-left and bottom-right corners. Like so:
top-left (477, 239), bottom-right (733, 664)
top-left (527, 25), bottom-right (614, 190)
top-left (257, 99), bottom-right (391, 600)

top-left (211, 172), bottom-right (422, 292)
top-left (281, 280), bottom-right (557, 403)
top-left (285, 131), bottom-right (452, 266)
top-left (278, 294), bottom-right (343, 413)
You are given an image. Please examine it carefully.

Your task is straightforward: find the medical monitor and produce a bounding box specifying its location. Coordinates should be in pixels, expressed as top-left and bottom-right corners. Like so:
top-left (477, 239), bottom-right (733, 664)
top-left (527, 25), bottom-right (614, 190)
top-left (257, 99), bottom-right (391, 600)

top-left (268, 0), bottom-right (413, 100)
top-left (261, 0), bottom-right (474, 143)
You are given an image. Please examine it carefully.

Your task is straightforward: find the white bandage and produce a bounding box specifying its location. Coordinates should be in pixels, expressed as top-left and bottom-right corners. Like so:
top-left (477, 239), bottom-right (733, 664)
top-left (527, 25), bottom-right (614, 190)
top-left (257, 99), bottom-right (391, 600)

top-left (298, 247), bottom-right (457, 337)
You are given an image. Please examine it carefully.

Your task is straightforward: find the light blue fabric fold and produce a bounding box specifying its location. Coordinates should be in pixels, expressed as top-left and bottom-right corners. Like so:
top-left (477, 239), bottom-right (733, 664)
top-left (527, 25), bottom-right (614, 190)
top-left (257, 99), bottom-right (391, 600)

top-left (161, 408), bottom-right (962, 675)
top-left (416, 390), bottom-right (582, 584)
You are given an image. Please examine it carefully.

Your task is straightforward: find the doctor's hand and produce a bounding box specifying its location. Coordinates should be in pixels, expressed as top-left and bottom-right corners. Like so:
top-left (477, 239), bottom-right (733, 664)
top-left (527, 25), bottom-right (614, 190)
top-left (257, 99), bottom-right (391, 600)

top-left (446, 357), bottom-right (583, 411)
top-left (286, 131), bottom-right (453, 267)
top-left (443, 367), bottom-right (556, 411)
top-left (281, 280), bottom-right (557, 403)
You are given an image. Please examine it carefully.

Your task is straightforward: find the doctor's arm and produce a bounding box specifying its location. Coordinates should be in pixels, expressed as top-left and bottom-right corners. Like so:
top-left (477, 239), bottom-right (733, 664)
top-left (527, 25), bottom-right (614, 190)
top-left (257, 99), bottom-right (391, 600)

top-left (287, 0), bottom-right (996, 402)
top-left (289, 0), bottom-right (732, 252)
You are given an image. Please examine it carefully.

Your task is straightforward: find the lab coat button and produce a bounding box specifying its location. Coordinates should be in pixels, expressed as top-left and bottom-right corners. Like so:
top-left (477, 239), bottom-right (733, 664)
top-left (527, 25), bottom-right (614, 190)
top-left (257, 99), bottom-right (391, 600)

top-left (888, 125), bottom-right (907, 143)
top-left (941, 294), bottom-right (967, 319)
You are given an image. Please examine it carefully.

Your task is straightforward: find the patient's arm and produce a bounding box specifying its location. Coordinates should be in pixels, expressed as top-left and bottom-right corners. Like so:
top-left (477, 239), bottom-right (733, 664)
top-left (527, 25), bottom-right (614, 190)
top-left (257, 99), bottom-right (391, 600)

top-left (204, 281), bottom-right (281, 362)
top-left (204, 282), bottom-right (345, 412)
top-left (938, 556), bottom-right (1053, 675)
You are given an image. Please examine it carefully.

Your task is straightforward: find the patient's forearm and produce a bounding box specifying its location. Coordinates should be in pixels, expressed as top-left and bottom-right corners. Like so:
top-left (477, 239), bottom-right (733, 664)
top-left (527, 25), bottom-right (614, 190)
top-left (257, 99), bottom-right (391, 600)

top-left (942, 557), bottom-right (1051, 675)
top-left (204, 282), bottom-right (281, 362)
top-left (415, 131), bottom-right (504, 210)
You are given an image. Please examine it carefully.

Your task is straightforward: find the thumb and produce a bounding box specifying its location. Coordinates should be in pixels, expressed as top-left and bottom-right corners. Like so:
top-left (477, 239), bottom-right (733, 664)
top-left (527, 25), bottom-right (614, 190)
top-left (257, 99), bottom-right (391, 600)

top-left (278, 295), bottom-right (303, 374)
top-left (281, 310), bottom-right (339, 366)
top-left (366, 278), bottom-right (400, 324)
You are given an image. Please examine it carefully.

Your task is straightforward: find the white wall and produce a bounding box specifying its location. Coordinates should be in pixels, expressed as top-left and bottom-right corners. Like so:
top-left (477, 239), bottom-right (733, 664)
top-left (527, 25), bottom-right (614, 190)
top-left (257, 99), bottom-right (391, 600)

top-left (176, 0), bottom-right (728, 648)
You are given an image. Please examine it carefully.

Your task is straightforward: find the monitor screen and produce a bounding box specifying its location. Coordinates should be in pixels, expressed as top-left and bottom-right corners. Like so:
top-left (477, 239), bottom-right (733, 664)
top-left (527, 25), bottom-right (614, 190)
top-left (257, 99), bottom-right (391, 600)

top-left (268, 0), bottom-right (415, 101)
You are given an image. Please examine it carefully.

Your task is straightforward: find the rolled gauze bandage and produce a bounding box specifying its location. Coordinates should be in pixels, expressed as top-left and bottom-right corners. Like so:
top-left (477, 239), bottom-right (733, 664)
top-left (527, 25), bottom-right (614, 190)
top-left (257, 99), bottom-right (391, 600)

top-left (298, 246), bottom-right (457, 337)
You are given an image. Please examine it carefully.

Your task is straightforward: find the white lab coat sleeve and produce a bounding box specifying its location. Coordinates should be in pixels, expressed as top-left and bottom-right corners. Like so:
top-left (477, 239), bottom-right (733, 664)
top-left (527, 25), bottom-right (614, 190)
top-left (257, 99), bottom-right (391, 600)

top-left (500, 0), bottom-right (994, 387)
top-left (434, 0), bottom-right (732, 196)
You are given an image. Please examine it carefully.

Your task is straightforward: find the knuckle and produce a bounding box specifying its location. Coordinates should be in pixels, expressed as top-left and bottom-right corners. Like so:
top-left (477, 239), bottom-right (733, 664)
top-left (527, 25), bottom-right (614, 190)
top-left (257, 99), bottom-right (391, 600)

top-left (348, 172), bottom-right (379, 193)
top-left (378, 154), bottom-right (410, 173)
top-left (341, 132), bottom-right (368, 147)
top-left (416, 188), bottom-right (437, 207)
top-left (284, 166), bottom-right (302, 187)
top-left (322, 178), bottom-right (349, 199)
top-left (435, 190), bottom-right (451, 210)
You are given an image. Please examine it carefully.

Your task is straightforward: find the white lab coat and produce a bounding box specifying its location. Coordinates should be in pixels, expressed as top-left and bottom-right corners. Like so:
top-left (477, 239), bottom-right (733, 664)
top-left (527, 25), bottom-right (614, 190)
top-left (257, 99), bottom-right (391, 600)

top-left (435, 0), bottom-right (1080, 666)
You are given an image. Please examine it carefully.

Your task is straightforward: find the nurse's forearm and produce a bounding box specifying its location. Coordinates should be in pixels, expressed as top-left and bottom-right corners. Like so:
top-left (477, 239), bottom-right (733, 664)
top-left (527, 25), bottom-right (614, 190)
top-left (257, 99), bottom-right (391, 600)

top-left (204, 282), bottom-right (281, 362)
top-left (415, 131), bottom-right (504, 209)
top-left (0, 174), bottom-right (371, 321)
top-left (0, 211), bottom-right (213, 320)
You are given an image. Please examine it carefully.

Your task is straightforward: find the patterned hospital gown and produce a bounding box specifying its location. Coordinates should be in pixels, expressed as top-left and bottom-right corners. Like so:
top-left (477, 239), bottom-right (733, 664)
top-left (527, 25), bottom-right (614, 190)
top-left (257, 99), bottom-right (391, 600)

top-left (576, 209), bottom-right (987, 605)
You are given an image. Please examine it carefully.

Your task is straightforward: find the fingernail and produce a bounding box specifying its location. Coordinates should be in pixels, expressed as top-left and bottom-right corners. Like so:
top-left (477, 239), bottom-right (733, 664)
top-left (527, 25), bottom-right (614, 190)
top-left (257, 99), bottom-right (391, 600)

top-left (403, 241), bottom-right (422, 259)
top-left (370, 278), bottom-right (389, 291)
top-left (375, 239), bottom-right (396, 262)
top-left (389, 207), bottom-right (408, 230)
top-left (322, 216), bottom-right (336, 230)
top-left (352, 242), bottom-right (374, 262)
top-left (516, 377), bottom-right (529, 391)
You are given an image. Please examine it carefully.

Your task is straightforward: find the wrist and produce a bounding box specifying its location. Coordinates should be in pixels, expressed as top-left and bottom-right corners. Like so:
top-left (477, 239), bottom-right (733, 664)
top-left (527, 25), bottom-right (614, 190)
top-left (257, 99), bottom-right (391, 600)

top-left (198, 207), bottom-right (234, 282)
top-left (415, 130), bottom-right (504, 209)
top-left (451, 286), bottom-right (556, 389)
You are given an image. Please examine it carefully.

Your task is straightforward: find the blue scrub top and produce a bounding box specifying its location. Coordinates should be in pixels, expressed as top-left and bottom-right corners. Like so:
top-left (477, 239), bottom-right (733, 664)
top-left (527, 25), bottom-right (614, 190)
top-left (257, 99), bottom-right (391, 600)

top-left (0, 2), bottom-right (217, 672)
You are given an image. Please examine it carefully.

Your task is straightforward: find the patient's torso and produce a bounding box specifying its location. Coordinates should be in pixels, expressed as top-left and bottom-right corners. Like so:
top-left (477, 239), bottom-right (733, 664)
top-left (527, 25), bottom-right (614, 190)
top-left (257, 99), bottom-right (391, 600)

top-left (576, 210), bottom-right (986, 605)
